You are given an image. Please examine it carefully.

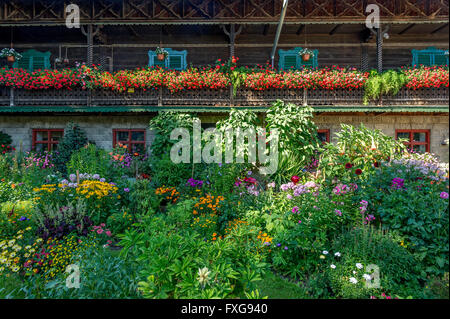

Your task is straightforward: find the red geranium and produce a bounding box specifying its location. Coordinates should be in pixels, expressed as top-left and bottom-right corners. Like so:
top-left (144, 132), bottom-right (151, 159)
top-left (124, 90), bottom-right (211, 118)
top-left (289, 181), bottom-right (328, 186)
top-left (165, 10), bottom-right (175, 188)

top-left (291, 175), bottom-right (300, 184)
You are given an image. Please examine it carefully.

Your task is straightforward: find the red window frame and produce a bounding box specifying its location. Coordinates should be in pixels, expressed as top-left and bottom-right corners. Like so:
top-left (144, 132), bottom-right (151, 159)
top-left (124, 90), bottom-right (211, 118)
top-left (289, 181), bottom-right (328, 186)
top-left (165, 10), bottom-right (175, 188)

top-left (317, 129), bottom-right (330, 144)
top-left (113, 129), bottom-right (146, 153)
top-left (32, 129), bottom-right (64, 151)
top-left (395, 129), bottom-right (430, 152)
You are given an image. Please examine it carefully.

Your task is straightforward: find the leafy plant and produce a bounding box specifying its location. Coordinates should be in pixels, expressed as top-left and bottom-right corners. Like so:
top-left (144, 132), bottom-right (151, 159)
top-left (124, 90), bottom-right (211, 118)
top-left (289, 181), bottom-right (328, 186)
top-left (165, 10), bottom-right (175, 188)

top-left (363, 69), bottom-right (407, 104)
top-left (53, 123), bottom-right (88, 174)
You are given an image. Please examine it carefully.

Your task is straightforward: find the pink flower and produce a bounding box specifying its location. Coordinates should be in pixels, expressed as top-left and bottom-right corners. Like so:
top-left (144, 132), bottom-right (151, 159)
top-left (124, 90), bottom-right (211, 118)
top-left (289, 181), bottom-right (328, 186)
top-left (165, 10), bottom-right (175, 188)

top-left (440, 192), bottom-right (449, 199)
top-left (106, 230), bottom-right (112, 237)
top-left (97, 229), bottom-right (103, 234)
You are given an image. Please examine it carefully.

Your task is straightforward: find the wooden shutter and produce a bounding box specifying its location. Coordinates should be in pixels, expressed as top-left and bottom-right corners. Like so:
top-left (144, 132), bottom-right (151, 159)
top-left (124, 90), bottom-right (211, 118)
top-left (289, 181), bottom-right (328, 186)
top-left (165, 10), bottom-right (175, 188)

top-left (412, 47), bottom-right (449, 67)
top-left (148, 48), bottom-right (187, 70)
top-left (13, 49), bottom-right (51, 71)
top-left (279, 47), bottom-right (318, 71)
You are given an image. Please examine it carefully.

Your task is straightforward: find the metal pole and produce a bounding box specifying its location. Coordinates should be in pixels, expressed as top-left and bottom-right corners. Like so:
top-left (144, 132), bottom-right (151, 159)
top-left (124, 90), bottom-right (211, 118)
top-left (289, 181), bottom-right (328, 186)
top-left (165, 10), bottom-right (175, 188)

top-left (271, 0), bottom-right (289, 69)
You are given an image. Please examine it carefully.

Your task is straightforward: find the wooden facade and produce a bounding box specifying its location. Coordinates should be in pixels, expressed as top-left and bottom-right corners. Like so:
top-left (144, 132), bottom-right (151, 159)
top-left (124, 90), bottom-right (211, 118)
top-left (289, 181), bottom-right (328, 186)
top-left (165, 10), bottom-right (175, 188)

top-left (0, 0), bottom-right (449, 160)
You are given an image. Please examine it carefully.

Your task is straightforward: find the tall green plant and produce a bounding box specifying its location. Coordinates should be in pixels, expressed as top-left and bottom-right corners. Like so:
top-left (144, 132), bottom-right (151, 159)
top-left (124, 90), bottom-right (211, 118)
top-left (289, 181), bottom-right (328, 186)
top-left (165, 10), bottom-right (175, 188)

top-left (265, 100), bottom-right (320, 181)
top-left (53, 123), bottom-right (88, 174)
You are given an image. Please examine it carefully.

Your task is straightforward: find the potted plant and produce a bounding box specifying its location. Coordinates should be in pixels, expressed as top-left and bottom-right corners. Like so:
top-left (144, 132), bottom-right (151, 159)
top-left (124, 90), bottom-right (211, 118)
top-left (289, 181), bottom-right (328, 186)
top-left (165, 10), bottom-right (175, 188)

top-left (0, 48), bottom-right (23, 63)
top-left (155, 47), bottom-right (169, 61)
top-left (299, 48), bottom-right (314, 62)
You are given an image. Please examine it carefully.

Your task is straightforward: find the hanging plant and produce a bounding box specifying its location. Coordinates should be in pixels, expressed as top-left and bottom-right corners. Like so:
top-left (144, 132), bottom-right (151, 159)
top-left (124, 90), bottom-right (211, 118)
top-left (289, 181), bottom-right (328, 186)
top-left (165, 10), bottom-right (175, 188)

top-left (155, 47), bottom-right (169, 61)
top-left (299, 48), bottom-right (314, 62)
top-left (0, 48), bottom-right (22, 63)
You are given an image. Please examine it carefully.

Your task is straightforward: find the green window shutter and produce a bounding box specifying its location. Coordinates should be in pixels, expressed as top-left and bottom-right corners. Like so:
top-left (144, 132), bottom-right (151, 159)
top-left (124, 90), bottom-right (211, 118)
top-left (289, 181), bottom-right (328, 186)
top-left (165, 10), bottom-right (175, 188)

top-left (148, 48), bottom-right (187, 70)
top-left (412, 47), bottom-right (449, 67)
top-left (434, 53), bottom-right (449, 66)
top-left (279, 47), bottom-right (318, 70)
top-left (13, 49), bottom-right (51, 71)
top-left (168, 55), bottom-right (182, 70)
top-left (284, 55), bottom-right (297, 70)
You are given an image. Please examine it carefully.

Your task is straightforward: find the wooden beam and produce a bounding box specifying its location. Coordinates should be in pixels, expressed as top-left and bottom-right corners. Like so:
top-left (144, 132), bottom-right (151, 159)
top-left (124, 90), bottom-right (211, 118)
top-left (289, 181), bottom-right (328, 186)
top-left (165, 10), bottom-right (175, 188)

top-left (296, 25), bottom-right (304, 35)
top-left (263, 24), bottom-right (269, 36)
top-left (430, 23), bottom-right (449, 34)
top-left (328, 24), bottom-right (341, 35)
top-left (398, 24), bottom-right (415, 35)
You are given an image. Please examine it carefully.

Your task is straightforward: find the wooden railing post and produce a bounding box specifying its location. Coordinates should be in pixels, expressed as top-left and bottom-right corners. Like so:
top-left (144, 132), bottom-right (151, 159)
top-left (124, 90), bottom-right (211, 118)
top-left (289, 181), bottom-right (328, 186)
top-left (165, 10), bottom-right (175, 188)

top-left (229, 86), bottom-right (234, 107)
top-left (158, 87), bottom-right (163, 106)
top-left (303, 87), bottom-right (308, 106)
top-left (9, 87), bottom-right (14, 107)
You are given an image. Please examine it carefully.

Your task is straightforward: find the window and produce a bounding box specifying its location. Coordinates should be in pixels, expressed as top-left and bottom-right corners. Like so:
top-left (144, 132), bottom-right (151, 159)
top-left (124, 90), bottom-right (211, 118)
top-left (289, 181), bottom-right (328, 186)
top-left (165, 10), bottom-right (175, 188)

top-left (113, 129), bottom-right (146, 154)
top-left (32, 129), bottom-right (64, 152)
top-left (148, 48), bottom-right (187, 71)
top-left (278, 47), bottom-right (318, 70)
top-left (13, 49), bottom-right (51, 71)
top-left (317, 129), bottom-right (330, 144)
top-left (396, 130), bottom-right (430, 153)
top-left (411, 47), bottom-right (449, 67)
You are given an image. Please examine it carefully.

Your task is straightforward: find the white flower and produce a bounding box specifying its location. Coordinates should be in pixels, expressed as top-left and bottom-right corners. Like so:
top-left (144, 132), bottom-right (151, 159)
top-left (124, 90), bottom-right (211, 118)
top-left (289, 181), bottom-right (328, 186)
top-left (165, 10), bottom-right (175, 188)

top-left (330, 264), bottom-right (336, 269)
top-left (353, 271), bottom-right (357, 274)
top-left (363, 274), bottom-right (372, 281)
top-left (334, 252), bottom-right (341, 257)
top-left (322, 250), bottom-right (329, 255)
top-left (356, 263), bottom-right (363, 269)
top-left (349, 277), bottom-right (358, 284)
top-left (197, 267), bottom-right (211, 285)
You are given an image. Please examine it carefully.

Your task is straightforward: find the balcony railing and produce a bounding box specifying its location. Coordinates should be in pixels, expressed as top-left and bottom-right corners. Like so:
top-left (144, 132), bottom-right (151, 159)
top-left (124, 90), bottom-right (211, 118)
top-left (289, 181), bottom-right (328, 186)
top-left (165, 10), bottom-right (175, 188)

top-left (0, 86), bottom-right (448, 109)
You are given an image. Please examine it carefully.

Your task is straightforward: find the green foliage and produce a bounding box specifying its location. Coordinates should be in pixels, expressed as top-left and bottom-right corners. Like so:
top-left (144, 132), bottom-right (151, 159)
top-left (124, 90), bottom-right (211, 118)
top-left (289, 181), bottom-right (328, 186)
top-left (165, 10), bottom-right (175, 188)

top-left (53, 123), bottom-right (88, 174)
top-left (327, 226), bottom-right (423, 298)
top-left (359, 158), bottom-right (449, 277)
top-left (266, 100), bottom-right (320, 181)
top-left (149, 112), bottom-right (199, 159)
top-left (363, 69), bottom-right (407, 104)
top-left (318, 124), bottom-right (406, 182)
top-left (67, 144), bottom-right (112, 178)
top-left (0, 130), bottom-right (12, 147)
top-left (119, 212), bottom-right (268, 299)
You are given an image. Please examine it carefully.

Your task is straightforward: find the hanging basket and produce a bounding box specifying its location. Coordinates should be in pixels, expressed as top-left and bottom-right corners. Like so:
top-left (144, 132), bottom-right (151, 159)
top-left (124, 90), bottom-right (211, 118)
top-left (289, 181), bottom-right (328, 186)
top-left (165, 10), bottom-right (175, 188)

top-left (301, 53), bottom-right (311, 62)
top-left (157, 53), bottom-right (166, 61)
top-left (6, 55), bottom-right (15, 63)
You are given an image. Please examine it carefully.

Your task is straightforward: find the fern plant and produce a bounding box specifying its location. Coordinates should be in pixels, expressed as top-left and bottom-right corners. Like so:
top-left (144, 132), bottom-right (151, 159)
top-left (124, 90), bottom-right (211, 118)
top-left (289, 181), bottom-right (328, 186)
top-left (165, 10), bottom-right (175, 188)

top-left (363, 70), bottom-right (407, 104)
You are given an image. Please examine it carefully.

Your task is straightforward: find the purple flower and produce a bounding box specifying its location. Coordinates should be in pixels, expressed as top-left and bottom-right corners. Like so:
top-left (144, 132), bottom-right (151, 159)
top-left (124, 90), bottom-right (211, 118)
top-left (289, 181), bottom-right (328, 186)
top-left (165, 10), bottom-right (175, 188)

top-left (276, 243), bottom-right (281, 247)
top-left (286, 194), bottom-right (293, 200)
top-left (292, 206), bottom-right (299, 214)
top-left (284, 246), bottom-right (288, 250)
top-left (440, 192), bottom-right (449, 199)
top-left (335, 209), bottom-right (342, 216)
top-left (391, 178), bottom-right (404, 189)
top-left (124, 188), bottom-right (130, 193)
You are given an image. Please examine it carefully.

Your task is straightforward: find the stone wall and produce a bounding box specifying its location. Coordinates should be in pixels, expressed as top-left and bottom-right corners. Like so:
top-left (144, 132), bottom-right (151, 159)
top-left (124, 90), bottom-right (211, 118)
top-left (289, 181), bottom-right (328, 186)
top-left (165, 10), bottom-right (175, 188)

top-left (0, 114), bottom-right (155, 152)
top-left (314, 113), bottom-right (449, 162)
top-left (0, 112), bottom-right (448, 162)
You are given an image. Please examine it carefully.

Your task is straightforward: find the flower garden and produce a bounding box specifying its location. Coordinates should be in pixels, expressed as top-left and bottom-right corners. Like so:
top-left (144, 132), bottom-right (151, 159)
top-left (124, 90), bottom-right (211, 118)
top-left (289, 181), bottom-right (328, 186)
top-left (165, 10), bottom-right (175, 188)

top-left (0, 95), bottom-right (449, 299)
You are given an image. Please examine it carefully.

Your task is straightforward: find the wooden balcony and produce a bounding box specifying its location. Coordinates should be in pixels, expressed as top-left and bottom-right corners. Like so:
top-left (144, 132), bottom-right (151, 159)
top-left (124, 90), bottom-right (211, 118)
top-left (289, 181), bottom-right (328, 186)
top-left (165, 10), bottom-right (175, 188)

top-left (0, 86), bottom-right (448, 112)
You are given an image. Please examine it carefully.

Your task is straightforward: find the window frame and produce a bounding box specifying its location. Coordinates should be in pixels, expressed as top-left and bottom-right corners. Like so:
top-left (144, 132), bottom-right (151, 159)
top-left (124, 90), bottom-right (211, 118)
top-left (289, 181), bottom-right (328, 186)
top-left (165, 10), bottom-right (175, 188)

top-left (395, 129), bottom-right (430, 153)
top-left (317, 129), bottom-right (330, 144)
top-left (32, 129), bottom-right (64, 152)
top-left (148, 48), bottom-right (187, 71)
top-left (112, 129), bottom-right (146, 153)
top-left (411, 47), bottom-right (449, 67)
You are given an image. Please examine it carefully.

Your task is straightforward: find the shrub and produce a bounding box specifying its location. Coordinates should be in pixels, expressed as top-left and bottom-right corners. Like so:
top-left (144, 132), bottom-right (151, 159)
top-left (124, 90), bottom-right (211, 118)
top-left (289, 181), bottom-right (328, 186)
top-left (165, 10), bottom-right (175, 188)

top-left (53, 123), bottom-right (88, 174)
top-left (33, 200), bottom-right (93, 241)
top-left (67, 144), bottom-right (112, 178)
top-left (0, 200), bottom-right (34, 237)
top-left (358, 156), bottom-right (449, 277)
top-left (265, 100), bottom-right (320, 182)
top-left (0, 130), bottom-right (14, 154)
top-left (327, 226), bottom-right (423, 298)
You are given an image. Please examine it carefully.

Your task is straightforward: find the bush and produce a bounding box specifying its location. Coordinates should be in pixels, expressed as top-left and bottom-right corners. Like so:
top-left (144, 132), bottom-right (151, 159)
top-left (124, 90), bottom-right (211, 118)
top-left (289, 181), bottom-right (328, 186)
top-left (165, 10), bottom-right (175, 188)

top-left (67, 144), bottom-right (112, 178)
top-left (0, 200), bottom-right (34, 237)
top-left (53, 123), bottom-right (88, 174)
top-left (359, 156), bottom-right (449, 277)
top-left (119, 213), bottom-right (268, 299)
top-left (326, 226), bottom-right (423, 298)
top-left (0, 130), bottom-right (14, 154)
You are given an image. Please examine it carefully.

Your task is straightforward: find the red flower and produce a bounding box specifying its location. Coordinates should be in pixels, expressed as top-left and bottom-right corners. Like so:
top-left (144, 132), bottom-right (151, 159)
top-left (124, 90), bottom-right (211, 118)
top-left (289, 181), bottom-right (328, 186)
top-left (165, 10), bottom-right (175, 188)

top-left (355, 168), bottom-right (363, 175)
top-left (291, 175), bottom-right (300, 184)
top-left (345, 163), bottom-right (353, 169)
top-left (373, 161), bottom-right (380, 168)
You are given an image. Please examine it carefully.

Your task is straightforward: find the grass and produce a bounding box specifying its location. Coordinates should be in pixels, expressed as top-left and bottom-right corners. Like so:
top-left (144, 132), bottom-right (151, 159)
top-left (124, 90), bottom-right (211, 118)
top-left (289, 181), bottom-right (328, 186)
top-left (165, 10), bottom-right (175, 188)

top-left (256, 272), bottom-right (308, 299)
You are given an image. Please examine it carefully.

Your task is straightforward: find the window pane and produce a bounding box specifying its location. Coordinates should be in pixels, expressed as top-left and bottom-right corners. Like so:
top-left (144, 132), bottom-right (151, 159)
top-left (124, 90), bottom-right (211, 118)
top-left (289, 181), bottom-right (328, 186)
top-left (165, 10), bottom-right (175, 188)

top-left (397, 132), bottom-right (410, 140)
top-left (131, 131), bottom-right (145, 141)
top-left (131, 143), bottom-right (145, 154)
top-left (35, 143), bottom-right (48, 152)
top-left (116, 131), bottom-right (129, 142)
top-left (52, 143), bottom-right (59, 151)
top-left (51, 131), bottom-right (63, 142)
top-left (317, 132), bottom-right (328, 143)
top-left (36, 131), bottom-right (48, 142)
top-left (413, 132), bottom-right (427, 142)
top-left (413, 144), bottom-right (426, 153)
